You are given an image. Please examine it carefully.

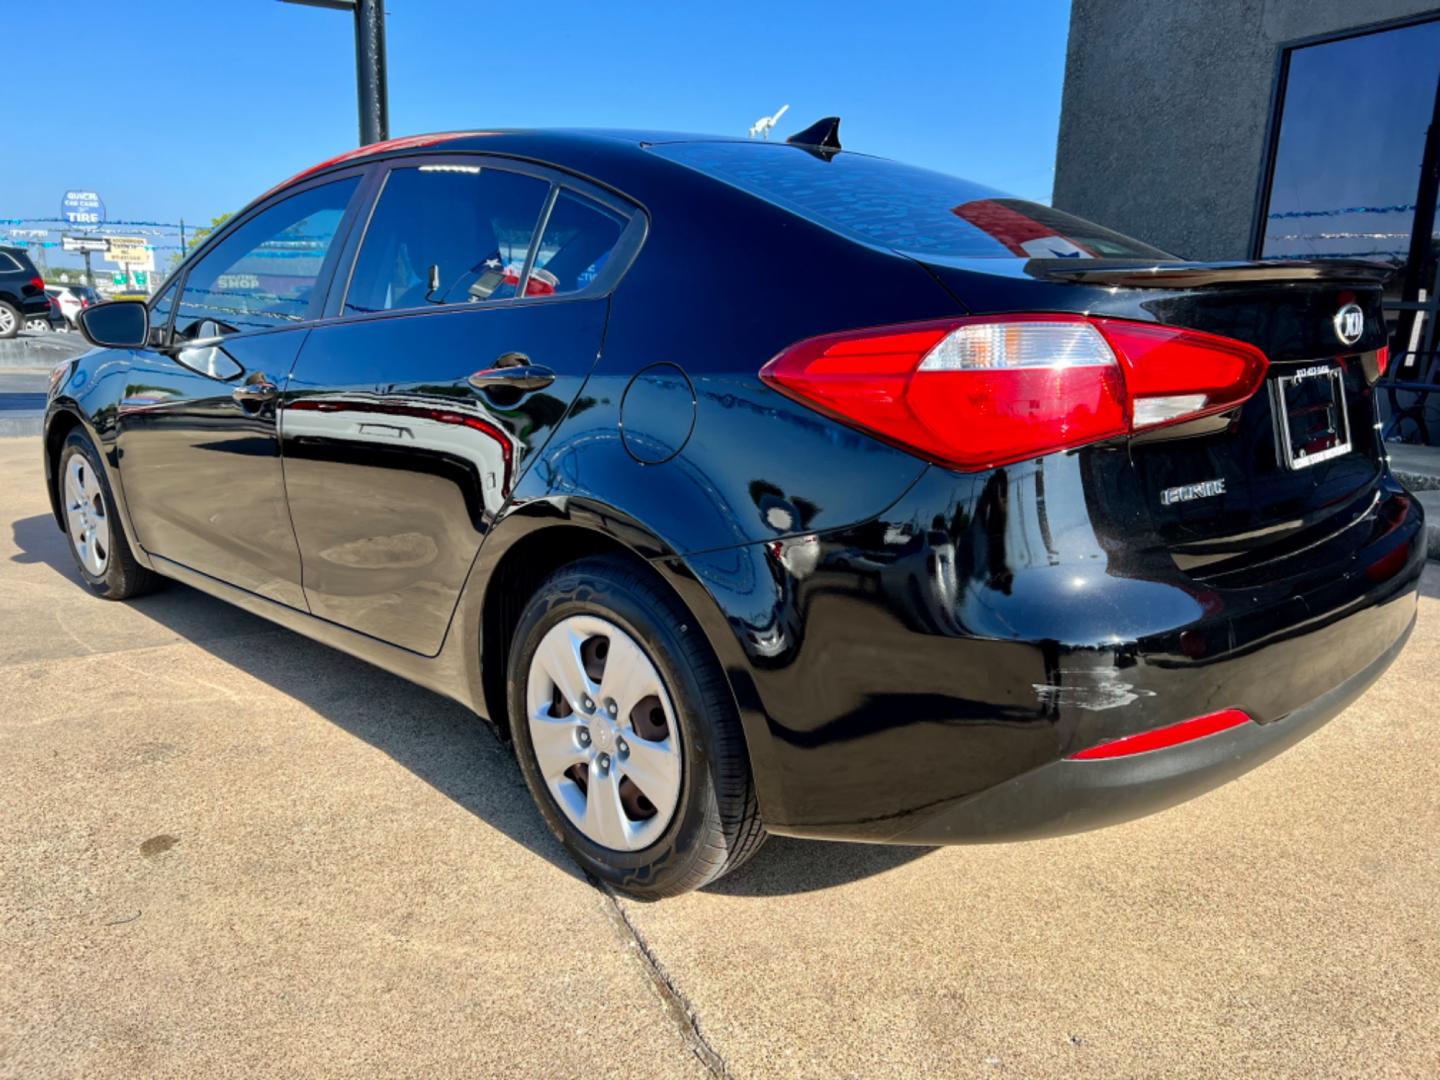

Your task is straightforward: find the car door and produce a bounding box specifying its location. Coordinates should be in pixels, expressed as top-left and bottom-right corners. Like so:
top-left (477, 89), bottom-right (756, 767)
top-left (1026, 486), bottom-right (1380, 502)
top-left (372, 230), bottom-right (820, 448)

top-left (116, 172), bottom-right (367, 608)
top-left (282, 156), bottom-right (642, 654)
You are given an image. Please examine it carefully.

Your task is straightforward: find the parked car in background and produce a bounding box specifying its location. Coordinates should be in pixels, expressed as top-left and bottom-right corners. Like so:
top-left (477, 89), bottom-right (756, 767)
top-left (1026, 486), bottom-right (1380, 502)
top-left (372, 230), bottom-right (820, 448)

top-left (42, 126), bottom-right (1425, 897)
top-left (46, 283), bottom-right (100, 330)
top-left (45, 288), bottom-right (76, 328)
top-left (43, 292), bottom-right (68, 332)
top-left (46, 287), bottom-right (79, 330)
top-left (0, 245), bottom-right (51, 338)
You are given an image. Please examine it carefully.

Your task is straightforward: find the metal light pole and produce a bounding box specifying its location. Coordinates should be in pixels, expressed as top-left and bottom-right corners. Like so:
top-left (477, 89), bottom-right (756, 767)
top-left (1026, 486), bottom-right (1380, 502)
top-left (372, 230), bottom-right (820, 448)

top-left (278, 0), bottom-right (389, 146)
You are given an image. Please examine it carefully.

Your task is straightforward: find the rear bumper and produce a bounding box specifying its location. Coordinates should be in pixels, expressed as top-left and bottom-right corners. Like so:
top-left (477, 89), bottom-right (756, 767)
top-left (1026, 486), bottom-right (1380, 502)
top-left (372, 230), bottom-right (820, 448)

top-left (886, 611), bottom-right (1414, 843)
top-left (682, 456), bottom-right (1425, 845)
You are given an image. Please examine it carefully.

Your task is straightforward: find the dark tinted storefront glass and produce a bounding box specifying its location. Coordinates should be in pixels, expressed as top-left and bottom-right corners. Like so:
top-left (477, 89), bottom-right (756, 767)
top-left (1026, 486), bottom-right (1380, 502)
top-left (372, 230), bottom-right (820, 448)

top-left (1262, 19), bottom-right (1440, 271)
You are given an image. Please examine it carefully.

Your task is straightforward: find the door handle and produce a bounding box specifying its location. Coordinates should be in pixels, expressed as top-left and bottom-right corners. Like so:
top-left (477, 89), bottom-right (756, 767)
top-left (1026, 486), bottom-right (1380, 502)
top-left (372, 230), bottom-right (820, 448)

top-left (467, 363), bottom-right (556, 394)
top-left (232, 379), bottom-right (278, 406)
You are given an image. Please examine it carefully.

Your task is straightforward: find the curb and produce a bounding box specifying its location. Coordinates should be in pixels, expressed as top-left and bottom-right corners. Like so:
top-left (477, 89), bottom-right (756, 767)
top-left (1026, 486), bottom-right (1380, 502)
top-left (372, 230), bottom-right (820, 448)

top-left (0, 334), bottom-right (90, 369)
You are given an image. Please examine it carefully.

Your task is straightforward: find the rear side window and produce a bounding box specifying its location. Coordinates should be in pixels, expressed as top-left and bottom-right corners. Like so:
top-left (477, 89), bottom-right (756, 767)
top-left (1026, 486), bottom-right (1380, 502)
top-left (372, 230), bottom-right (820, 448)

top-left (344, 165), bottom-right (550, 315)
top-left (528, 192), bottom-right (627, 296)
top-left (175, 177), bottom-right (358, 339)
top-left (649, 142), bottom-right (1170, 261)
top-left (0, 251), bottom-right (22, 272)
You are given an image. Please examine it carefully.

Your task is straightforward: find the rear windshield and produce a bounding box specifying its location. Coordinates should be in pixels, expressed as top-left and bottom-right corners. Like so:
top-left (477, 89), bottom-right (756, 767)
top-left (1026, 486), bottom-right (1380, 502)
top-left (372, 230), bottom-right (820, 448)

top-left (649, 142), bottom-right (1170, 261)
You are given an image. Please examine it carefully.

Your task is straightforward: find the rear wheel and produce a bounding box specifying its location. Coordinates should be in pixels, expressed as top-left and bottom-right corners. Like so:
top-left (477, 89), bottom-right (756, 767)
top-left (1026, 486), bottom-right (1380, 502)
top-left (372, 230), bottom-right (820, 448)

top-left (0, 301), bottom-right (19, 338)
top-left (56, 429), bottom-right (161, 600)
top-left (508, 556), bottom-right (765, 898)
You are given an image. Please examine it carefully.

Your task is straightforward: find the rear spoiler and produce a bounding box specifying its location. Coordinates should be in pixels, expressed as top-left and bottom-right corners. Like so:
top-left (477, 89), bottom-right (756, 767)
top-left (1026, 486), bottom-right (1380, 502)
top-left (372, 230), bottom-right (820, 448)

top-left (1023, 258), bottom-right (1395, 288)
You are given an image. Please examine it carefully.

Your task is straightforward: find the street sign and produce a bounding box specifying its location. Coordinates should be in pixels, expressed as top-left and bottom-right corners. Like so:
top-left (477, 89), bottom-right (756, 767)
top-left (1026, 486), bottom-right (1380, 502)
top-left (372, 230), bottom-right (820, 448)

top-left (61, 190), bottom-right (105, 230)
top-left (111, 273), bottom-right (126, 286)
top-left (104, 236), bottom-right (154, 270)
top-left (134, 271), bottom-right (149, 287)
top-left (62, 235), bottom-right (108, 253)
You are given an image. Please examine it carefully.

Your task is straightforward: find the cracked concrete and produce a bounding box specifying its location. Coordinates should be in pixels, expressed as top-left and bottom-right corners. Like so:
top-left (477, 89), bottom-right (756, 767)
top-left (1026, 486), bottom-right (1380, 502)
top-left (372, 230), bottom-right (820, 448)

top-left (3, 434), bottom-right (1439, 1077)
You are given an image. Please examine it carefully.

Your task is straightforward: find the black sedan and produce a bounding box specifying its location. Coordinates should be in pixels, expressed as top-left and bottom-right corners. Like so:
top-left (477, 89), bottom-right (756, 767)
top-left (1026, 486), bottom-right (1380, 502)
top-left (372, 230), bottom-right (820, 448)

top-left (44, 123), bottom-right (1424, 897)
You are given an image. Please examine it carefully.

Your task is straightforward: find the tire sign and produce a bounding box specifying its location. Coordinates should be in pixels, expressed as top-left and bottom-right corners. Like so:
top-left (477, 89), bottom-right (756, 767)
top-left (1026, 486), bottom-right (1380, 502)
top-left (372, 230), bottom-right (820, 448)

top-left (61, 190), bottom-right (105, 230)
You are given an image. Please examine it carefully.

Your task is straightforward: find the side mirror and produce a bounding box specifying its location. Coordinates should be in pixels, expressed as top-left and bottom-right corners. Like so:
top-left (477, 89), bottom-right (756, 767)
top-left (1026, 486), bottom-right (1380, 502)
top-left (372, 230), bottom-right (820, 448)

top-left (77, 301), bottom-right (149, 349)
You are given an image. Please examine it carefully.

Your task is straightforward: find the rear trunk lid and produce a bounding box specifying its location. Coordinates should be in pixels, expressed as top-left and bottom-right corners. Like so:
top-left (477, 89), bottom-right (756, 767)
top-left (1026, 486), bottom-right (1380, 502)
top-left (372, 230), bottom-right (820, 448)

top-left (921, 256), bottom-right (1393, 576)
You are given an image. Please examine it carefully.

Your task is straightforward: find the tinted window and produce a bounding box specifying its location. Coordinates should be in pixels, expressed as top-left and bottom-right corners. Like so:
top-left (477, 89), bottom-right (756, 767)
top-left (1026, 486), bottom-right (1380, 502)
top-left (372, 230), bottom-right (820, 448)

top-left (1262, 20), bottom-right (1440, 266)
top-left (344, 165), bottom-right (550, 315)
top-left (175, 177), bottom-right (358, 339)
top-left (527, 192), bottom-right (627, 296)
top-left (650, 142), bottom-right (1169, 260)
top-left (0, 251), bottom-right (22, 272)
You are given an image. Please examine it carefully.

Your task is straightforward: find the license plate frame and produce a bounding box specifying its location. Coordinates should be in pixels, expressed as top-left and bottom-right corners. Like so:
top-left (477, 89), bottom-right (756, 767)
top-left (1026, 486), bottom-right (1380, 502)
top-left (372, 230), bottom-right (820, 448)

top-left (1270, 363), bottom-right (1352, 471)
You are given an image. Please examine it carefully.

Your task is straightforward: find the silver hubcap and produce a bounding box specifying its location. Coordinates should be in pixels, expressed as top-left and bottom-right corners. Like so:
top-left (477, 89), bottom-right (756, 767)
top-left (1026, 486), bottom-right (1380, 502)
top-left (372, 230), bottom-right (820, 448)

top-left (64, 456), bottom-right (110, 577)
top-left (526, 615), bottom-right (683, 852)
top-left (0, 307), bottom-right (14, 333)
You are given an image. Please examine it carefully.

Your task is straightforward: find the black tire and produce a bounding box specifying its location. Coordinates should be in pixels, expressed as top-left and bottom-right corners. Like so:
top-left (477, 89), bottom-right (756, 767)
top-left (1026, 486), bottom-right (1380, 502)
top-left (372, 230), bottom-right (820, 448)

top-left (0, 300), bottom-right (20, 339)
top-left (56, 429), bottom-right (162, 600)
top-left (508, 555), bottom-right (766, 898)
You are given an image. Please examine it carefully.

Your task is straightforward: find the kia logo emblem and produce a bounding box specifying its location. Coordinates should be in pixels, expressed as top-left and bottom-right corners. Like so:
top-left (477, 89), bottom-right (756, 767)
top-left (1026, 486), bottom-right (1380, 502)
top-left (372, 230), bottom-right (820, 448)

top-left (1334, 303), bottom-right (1364, 347)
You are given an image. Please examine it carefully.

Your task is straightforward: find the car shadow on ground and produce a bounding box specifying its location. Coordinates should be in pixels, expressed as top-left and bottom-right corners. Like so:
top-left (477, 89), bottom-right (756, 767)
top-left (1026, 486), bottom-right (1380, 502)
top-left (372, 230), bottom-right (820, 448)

top-left (11, 513), bottom-right (932, 897)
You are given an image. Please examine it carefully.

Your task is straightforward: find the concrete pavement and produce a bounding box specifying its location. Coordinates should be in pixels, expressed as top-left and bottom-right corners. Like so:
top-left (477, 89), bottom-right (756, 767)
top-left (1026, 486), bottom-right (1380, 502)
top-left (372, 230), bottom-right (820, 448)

top-left (1, 434), bottom-right (1438, 1078)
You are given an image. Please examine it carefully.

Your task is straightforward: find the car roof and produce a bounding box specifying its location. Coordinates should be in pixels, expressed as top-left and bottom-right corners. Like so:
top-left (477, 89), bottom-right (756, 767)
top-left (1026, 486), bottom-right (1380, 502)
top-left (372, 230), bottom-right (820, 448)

top-left (262, 128), bottom-right (753, 199)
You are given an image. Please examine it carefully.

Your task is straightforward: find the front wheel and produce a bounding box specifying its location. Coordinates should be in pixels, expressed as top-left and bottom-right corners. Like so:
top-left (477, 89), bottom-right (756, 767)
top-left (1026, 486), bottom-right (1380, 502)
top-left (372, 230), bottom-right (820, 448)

top-left (56, 428), bottom-right (161, 600)
top-left (508, 556), bottom-right (765, 898)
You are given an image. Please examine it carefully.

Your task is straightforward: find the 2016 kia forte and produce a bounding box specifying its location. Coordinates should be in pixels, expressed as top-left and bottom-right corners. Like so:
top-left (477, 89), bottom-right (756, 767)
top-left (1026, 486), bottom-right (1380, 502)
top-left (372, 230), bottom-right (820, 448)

top-left (44, 122), bottom-right (1424, 897)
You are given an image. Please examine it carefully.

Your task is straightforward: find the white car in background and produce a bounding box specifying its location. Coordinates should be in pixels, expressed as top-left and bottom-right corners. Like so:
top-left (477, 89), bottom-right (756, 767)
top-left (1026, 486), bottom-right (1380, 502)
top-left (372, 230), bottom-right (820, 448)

top-left (44, 284), bottom-right (100, 330)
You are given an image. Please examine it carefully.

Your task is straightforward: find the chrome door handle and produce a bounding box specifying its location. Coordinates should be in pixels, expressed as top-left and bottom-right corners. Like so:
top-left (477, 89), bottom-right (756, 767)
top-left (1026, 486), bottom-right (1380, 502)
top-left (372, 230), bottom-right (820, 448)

top-left (467, 363), bottom-right (556, 393)
top-left (232, 380), bottom-right (278, 406)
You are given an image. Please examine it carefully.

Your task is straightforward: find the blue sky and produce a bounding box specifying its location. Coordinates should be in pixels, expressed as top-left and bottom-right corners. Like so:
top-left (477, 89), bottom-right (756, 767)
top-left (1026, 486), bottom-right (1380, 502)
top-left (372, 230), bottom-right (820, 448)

top-left (6, 0), bottom-right (1071, 268)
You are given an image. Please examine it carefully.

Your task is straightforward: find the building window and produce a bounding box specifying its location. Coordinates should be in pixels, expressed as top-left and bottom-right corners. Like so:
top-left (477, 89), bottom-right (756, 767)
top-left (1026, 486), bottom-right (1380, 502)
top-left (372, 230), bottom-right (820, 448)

top-left (1262, 19), bottom-right (1439, 266)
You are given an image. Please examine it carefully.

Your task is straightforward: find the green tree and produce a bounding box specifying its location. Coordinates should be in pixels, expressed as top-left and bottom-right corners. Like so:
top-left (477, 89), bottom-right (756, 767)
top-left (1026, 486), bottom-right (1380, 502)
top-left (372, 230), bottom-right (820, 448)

top-left (168, 211), bottom-right (233, 271)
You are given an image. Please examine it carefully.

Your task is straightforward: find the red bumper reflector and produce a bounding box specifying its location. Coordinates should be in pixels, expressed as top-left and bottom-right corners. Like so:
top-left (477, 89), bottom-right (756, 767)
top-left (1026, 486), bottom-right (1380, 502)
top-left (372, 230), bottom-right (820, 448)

top-left (1066, 708), bottom-right (1252, 761)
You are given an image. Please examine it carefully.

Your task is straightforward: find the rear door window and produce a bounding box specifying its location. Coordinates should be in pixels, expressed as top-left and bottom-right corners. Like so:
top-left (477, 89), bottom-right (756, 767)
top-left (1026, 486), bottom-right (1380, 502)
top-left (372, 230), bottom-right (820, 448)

top-left (649, 141), bottom-right (1170, 261)
top-left (343, 164), bottom-right (550, 314)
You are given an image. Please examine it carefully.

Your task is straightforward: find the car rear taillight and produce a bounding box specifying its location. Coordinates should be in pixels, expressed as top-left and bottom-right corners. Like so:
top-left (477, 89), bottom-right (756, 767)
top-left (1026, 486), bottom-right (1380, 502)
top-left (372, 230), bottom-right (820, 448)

top-left (1376, 345), bottom-right (1390, 378)
top-left (760, 315), bottom-right (1270, 471)
top-left (29, 276), bottom-right (45, 292)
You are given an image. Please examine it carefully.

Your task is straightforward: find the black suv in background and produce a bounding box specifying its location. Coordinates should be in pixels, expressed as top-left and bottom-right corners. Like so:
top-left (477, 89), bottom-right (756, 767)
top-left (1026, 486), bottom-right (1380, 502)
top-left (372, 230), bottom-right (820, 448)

top-left (0, 246), bottom-right (51, 338)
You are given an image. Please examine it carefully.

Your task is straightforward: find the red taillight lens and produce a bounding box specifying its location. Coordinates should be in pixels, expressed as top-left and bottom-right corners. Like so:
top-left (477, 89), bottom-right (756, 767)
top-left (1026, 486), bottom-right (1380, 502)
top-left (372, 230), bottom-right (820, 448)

top-left (29, 276), bottom-right (45, 291)
top-left (1092, 319), bottom-right (1270, 430)
top-left (1376, 345), bottom-right (1390, 378)
top-left (760, 315), bottom-right (1269, 471)
top-left (1066, 708), bottom-right (1252, 761)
